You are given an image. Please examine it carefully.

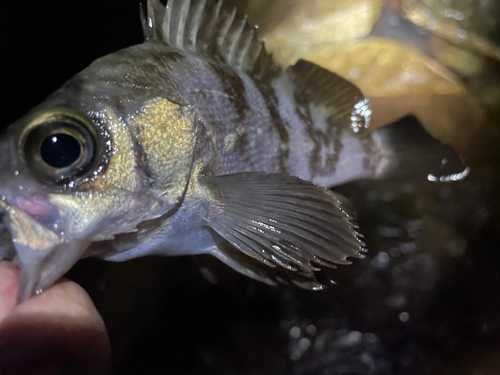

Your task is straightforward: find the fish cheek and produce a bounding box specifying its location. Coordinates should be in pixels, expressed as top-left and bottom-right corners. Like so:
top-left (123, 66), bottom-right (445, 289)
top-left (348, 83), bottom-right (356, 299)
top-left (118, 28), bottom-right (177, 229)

top-left (128, 97), bottom-right (199, 204)
top-left (87, 107), bottom-right (145, 192)
top-left (46, 107), bottom-right (162, 244)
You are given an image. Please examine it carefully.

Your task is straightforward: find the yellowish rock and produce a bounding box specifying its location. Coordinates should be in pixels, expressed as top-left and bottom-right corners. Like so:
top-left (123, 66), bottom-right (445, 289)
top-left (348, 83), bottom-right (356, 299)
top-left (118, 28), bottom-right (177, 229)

top-left (427, 36), bottom-right (483, 77)
top-left (401, 0), bottom-right (500, 61)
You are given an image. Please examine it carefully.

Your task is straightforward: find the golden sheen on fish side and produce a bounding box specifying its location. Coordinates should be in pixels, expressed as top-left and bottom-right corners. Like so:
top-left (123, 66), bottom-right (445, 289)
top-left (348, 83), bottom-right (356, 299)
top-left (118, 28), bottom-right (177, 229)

top-left (0, 0), bottom-right (467, 302)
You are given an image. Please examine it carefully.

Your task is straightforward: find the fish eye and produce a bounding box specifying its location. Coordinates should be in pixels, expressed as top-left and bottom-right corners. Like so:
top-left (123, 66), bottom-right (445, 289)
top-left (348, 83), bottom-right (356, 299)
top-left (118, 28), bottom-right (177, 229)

top-left (19, 109), bottom-right (98, 184)
top-left (40, 131), bottom-right (82, 169)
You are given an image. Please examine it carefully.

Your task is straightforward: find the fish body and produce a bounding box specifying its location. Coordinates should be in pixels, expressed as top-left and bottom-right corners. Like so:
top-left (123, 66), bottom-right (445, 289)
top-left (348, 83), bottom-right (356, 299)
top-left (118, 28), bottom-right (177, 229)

top-left (0, 0), bottom-right (465, 301)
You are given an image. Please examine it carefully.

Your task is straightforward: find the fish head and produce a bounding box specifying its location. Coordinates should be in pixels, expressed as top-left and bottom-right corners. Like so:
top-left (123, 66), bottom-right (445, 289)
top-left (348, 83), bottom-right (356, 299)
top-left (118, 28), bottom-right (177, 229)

top-left (0, 52), bottom-right (198, 302)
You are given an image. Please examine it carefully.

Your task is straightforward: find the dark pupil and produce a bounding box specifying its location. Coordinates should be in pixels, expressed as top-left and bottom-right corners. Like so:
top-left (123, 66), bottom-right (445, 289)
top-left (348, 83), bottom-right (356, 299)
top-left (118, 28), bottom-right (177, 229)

top-left (40, 133), bottom-right (81, 168)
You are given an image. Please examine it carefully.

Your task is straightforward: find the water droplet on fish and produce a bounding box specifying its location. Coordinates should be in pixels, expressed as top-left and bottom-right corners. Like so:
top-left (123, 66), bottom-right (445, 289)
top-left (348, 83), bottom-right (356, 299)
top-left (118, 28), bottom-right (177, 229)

top-left (13, 170), bottom-right (19, 176)
top-left (428, 166), bottom-right (470, 183)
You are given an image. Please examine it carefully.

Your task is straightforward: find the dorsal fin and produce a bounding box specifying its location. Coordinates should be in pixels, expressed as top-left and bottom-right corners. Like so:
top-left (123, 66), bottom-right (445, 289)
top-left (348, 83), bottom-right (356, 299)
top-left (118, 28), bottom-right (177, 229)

top-left (140, 0), bottom-right (282, 81)
top-left (286, 60), bottom-right (372, 135)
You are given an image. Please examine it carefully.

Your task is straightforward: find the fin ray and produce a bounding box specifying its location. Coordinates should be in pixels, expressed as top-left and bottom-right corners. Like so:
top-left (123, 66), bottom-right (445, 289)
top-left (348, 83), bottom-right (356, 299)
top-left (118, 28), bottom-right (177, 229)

top-left (184, 0), bottom-right (206, 51)
top-left (201, 172), bottom-right (365, 289)
top-left (210, 240), bottom-right (328, 290)
top-left (141, 0), bottom-right (281, 82)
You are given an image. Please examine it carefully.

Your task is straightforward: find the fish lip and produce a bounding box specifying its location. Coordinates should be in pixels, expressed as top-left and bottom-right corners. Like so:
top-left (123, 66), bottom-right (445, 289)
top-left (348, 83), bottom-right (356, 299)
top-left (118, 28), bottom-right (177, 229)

top-left (12, 195), bottom-right (54, 218)
top-left (0, 159), bottom-right (65, 213)
top-left (1, 193), bottom-right (63, 236)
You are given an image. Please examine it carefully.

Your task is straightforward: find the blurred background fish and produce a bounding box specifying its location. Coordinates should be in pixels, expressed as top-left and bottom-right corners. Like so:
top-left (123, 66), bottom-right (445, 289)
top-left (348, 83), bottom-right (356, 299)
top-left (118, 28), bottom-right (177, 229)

top-left (1, 0), bottom-right (500, 374)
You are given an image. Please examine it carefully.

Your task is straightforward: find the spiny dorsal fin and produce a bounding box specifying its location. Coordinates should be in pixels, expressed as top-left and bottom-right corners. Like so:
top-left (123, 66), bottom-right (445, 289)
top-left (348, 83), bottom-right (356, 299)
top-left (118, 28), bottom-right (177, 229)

top-left (287, 59), bottom-right (372, 135)
top-left (140, 0), bottom-right (282, 81)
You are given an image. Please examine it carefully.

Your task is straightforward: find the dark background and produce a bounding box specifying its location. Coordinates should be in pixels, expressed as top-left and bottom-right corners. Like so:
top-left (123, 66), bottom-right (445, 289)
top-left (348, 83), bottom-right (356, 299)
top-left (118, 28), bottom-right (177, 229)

top-left (2, 1), bottom-right (500, 374)
top-left (0, 0), bottom-right (142, 125)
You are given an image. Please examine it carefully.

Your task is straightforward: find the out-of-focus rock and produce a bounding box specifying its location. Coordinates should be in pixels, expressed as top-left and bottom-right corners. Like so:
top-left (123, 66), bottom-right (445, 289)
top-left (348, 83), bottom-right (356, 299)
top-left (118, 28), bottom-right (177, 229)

top-left (401, 0), bottom-right (500, 62)
top-left (236, 0), bottom-right (384, 41)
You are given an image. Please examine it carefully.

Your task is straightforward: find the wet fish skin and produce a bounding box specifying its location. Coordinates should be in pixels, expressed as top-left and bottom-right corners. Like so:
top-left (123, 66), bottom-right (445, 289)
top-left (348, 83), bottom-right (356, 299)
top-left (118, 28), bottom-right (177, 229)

top-left (0, 0), bottom-right (465, 301)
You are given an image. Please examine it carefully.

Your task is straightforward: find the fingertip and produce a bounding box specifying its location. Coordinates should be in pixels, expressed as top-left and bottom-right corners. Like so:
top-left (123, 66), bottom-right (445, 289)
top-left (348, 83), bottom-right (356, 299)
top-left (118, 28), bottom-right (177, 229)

top-left (0, 266), bottom-right (110, 374)
top-left (17, 278), bottom-right (103, 322)
top-left (0, 262), bottom-right (20, 322)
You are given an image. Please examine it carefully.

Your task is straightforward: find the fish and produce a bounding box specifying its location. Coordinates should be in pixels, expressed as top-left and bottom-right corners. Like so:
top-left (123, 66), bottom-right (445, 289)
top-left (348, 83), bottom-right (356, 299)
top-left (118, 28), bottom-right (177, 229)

top-left (0, 0), bottom-right (466, 302)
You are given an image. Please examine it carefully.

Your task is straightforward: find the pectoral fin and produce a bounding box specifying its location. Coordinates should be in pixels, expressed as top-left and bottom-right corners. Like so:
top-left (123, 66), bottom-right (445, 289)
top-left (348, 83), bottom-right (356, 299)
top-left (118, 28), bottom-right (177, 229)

top-left (200, 172), bottom-right (366, 289)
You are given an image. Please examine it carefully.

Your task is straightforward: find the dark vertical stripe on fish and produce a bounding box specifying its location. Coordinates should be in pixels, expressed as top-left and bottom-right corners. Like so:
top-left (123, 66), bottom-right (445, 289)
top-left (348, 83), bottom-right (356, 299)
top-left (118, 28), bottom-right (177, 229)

top-left (294, 91), bottom-right (320, 178)
top-left (148, 50), bottom-right (184, 93)
top-left (131, 132), bottom-right (153, 180)
top-left (294, 91), bottom-right (343, 178)
top-left (360, 136), bottom-right (381, 176)
top-left (209, 62), bottom-right (250, 122)
top-left (252, 79), bottom-right (289, 171)
top-left (327, 126), bottom-right (343, 175)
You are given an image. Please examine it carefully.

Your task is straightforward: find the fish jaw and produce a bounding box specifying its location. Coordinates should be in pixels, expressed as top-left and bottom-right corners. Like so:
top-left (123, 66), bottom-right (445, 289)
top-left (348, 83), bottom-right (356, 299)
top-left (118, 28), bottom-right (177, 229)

top-left (0, 197), bottom-right (89, 302)
top-left (12, 241), bottom-right (89, 303)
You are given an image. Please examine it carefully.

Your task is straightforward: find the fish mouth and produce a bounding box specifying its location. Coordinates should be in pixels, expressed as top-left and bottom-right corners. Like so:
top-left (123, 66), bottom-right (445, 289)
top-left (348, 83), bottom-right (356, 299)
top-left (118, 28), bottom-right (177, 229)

top-left (0, 196), bottom-right (87, 302)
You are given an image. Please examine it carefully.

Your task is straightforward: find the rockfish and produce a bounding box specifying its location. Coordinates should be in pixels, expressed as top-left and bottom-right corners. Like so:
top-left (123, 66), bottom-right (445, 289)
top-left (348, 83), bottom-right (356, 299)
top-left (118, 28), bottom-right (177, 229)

top-left (0, 0), bottom-right (465, 302)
